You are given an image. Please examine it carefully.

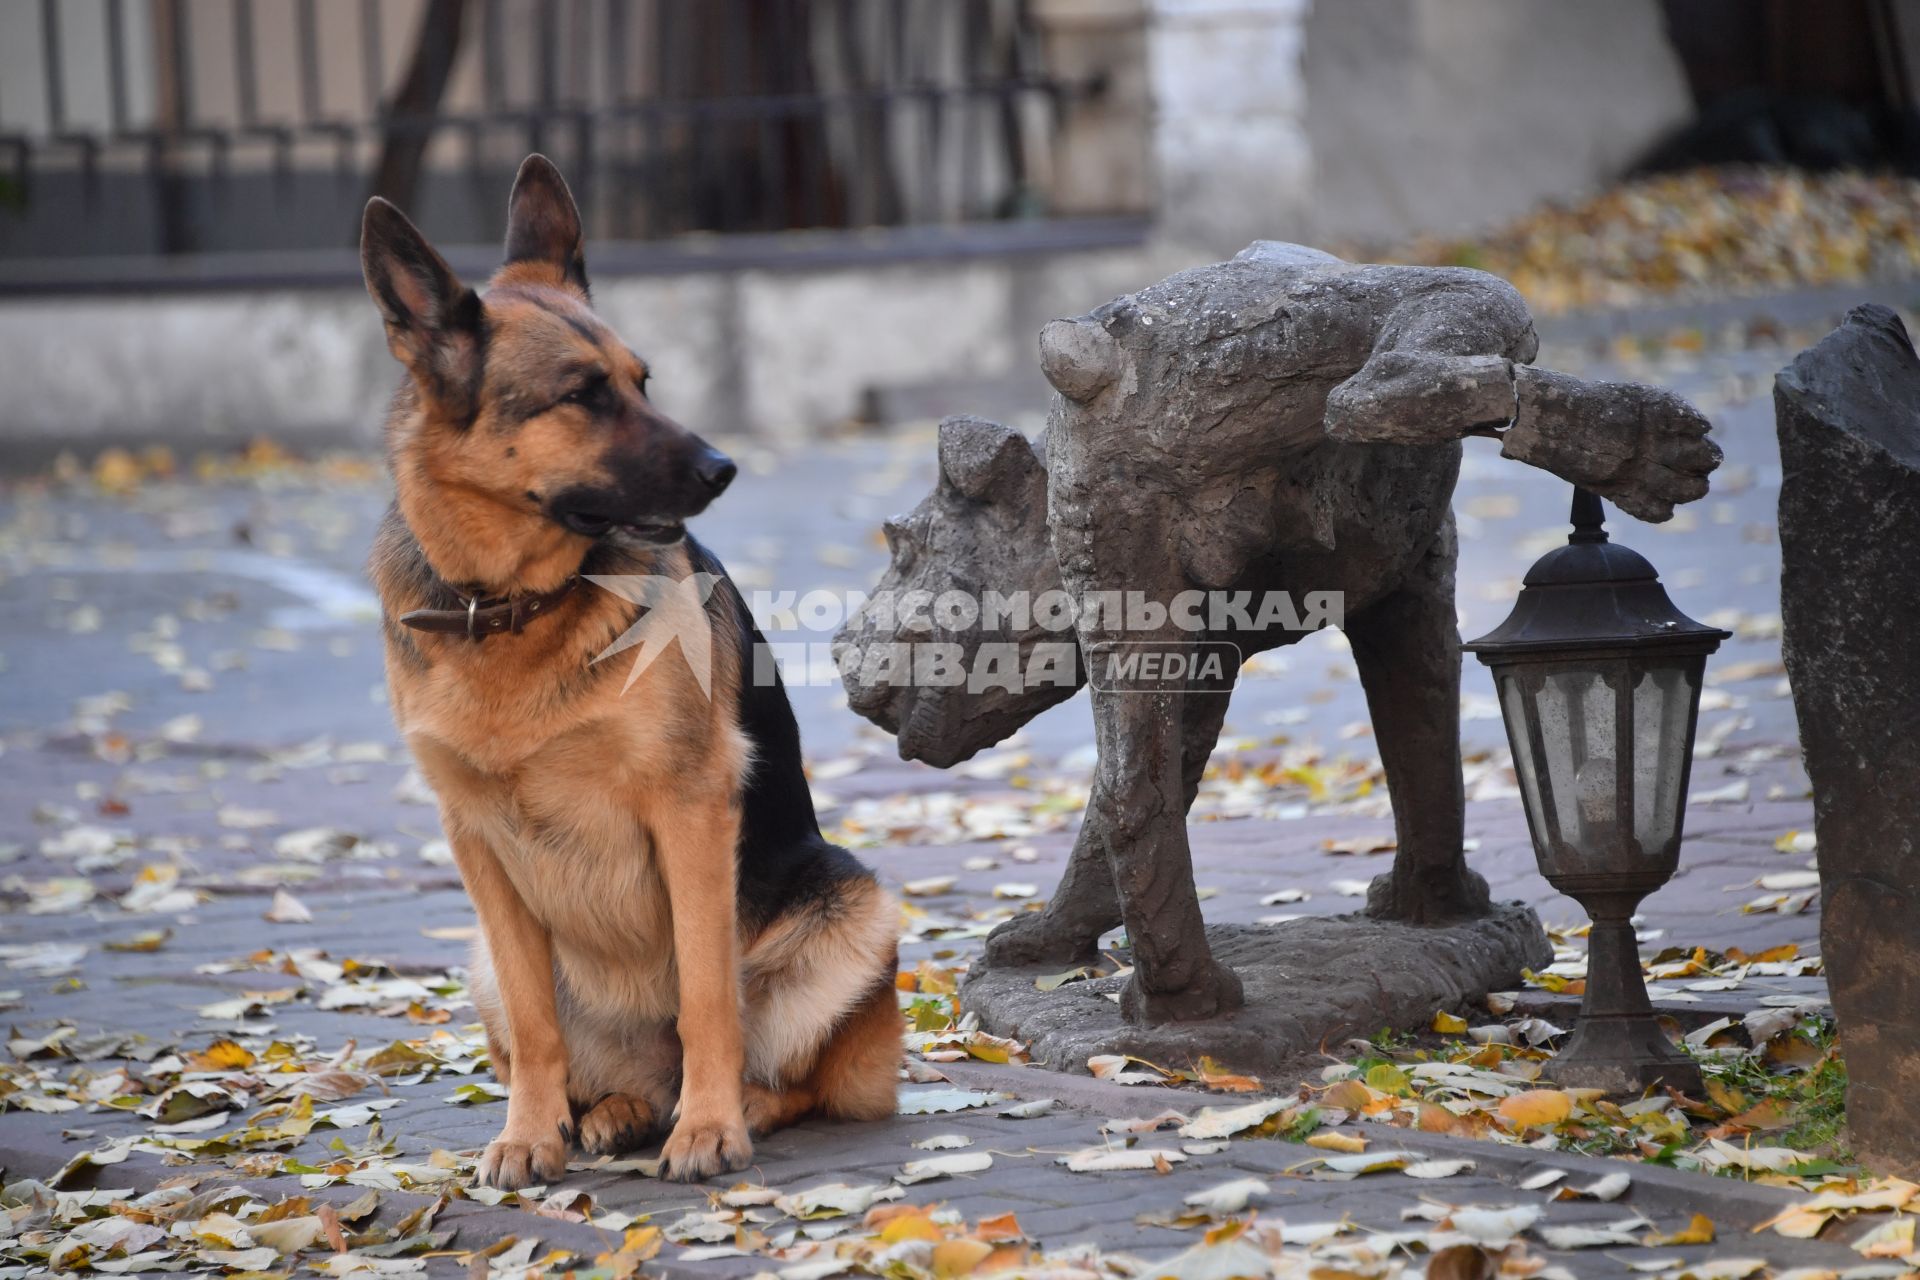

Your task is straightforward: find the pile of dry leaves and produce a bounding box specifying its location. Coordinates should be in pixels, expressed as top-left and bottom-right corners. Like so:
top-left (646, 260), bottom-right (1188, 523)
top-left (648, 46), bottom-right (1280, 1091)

top-left (1358, 167), bottom-right (1920, 315)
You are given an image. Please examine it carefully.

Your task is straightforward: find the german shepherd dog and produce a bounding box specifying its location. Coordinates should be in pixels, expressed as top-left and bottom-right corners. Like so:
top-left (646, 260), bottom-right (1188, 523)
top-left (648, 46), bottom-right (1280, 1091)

top-left (361, 156), bottom-right (901, 1187)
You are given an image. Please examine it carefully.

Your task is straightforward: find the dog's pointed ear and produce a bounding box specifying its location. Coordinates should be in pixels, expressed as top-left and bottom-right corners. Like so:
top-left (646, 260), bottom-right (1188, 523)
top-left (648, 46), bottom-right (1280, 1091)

top-left (361, 197), bottom-right (484, 420)
top-left (503, 154), bottom-right (587, 292)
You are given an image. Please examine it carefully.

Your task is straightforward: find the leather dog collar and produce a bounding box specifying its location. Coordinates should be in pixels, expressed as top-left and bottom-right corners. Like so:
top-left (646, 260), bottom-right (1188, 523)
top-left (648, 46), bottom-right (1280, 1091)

top-left (398, 574), bottom-right (581, 641)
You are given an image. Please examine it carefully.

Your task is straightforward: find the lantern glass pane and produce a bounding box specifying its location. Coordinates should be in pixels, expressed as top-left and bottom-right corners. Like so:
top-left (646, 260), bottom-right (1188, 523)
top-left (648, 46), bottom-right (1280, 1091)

top-left (1632, 660), bottom-right (1699, 858)
top-left (1534, 666), bottom-right (1623, 864)
top-left (1497, 671), bottom-right (1547, 845)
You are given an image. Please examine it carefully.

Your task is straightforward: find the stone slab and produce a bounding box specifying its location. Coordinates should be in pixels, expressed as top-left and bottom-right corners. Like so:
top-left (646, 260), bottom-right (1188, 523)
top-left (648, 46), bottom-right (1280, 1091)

top-left (1777, 303), bottom-right (1920, 1176)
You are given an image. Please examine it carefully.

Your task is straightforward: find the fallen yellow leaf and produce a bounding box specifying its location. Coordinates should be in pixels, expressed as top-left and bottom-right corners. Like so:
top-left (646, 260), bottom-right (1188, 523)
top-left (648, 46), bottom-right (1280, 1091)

top-left (598, 1226), bottom-right (660, 1263)
top-left (1806, 1178), bottom-right (1920, 1213)
top-left (1305, 1131), bottom-right (1368, 1153)
top-left (932, 1238), bottom-right (995, 1278)
top-left (1496, 1089), bottom-right (1572, 1130)
top-left (1648, 1213), bottom-right (1715, 1245)
top-left (1192, 1056), bottom-right (1263, 1092)
top-left (1415, 1102), bottom-right (1469, 1135)
top-left (1321, 1080), bottom-right (1375, 1111)
top-left (1756, 1206), bottom-right (1831, 1238)
top-left (92, 447), bottom-right (144, 493)
top-left (1854, 1216), bottom-right (1915, 1258)
top-left (197, 1039), bottom-right (256, 1070)
top-left (879, 1211), bottom-right (943, 1244)
top-left (981, 1243), bottom-right (1029, 1272)
top-left (104, 929), bottom-right (172, 953)
top-left (1725, 1098), bottom-right (1793, 1131)
top-left (1364, 1063), bottom-right (1411, 1095)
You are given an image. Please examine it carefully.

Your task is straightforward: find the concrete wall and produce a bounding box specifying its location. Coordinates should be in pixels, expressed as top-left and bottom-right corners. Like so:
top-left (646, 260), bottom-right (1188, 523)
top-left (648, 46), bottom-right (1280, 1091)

top-left (0, 241), bottom-right (1203, 457)
top-left (0, 289), bottom-right (395, 455)
top-left (1144, 0), bottom-right (1693, 250)
top-left (1296, 0), bottom-right (1692, 244)
top-left (1148, 0), bottom-right (1313, 257)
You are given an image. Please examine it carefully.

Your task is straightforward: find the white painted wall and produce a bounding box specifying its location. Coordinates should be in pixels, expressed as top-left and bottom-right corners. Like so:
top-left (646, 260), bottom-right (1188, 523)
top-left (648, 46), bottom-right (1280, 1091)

top-left (1148, 0), bottom-right (1313, 256)
top-left (1144, 0), bottom-right (1693, 248)
top-left (0, 245), bottom-right (1177, 452)
top-left (1298, 0), bottom-right (1693, 243)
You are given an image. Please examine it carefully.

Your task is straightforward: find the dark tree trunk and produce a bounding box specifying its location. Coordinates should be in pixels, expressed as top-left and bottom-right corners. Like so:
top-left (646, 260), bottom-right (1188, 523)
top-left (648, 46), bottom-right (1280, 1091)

top-left (369, 0), bottom-right (470, 220)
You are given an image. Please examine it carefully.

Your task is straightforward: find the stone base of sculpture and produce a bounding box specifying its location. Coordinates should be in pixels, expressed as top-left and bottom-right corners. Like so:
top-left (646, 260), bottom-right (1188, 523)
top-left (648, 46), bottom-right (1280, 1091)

top-left (961, 904), bottom-right (1552, 1080)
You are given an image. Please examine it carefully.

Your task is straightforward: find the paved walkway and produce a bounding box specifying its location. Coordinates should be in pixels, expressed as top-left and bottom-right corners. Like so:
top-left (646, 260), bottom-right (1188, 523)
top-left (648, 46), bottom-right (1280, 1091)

top-left (0, 323), bottom-right (1867, 1276)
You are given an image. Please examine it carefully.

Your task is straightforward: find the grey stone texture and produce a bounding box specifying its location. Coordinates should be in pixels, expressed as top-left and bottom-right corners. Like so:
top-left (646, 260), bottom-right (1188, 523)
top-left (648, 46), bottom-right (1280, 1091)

top-left (1776, 304), bottom-right (1920, 1176)
top-left (839, 244), bottom-right (1718, 1028)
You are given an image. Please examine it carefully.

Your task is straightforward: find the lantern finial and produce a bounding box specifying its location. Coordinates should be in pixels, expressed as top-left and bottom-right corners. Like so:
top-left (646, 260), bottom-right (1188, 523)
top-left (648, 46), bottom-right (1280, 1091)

top-left (1569, 487), bottom-right (1607, 545)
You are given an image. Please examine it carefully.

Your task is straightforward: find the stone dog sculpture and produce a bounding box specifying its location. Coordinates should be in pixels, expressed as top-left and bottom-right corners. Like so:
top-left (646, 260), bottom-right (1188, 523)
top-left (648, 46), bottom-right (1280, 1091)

top-left (834, 243), bottom-right (1719, 1025)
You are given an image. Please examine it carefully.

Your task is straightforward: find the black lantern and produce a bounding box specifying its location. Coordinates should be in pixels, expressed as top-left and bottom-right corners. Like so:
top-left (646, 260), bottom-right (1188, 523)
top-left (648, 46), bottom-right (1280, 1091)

top-left (1465, 488), bottom-right (1729, 1095)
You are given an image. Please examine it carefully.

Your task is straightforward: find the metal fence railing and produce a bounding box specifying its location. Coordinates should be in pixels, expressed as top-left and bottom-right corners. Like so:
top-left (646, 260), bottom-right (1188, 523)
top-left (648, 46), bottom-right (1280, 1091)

top-left (0, 0), bottom-right (1130, 271)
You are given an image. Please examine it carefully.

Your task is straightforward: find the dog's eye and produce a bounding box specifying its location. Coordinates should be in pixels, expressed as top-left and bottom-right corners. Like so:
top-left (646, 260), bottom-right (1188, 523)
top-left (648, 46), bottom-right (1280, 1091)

top-left (637, 371), bottom-right (651, 397)
top-left (561, 377), bottom-right (606, 409)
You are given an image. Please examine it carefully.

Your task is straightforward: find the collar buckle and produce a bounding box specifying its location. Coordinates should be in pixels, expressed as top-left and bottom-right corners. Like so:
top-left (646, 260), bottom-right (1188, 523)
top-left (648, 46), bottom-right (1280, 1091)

top-left (398, 574), bottom-right (582, 642)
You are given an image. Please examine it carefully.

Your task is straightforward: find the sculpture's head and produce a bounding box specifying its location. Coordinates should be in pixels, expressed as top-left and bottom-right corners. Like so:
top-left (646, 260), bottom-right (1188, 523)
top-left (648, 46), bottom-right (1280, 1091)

top-left (833, 417), bottom-right (1084, 766)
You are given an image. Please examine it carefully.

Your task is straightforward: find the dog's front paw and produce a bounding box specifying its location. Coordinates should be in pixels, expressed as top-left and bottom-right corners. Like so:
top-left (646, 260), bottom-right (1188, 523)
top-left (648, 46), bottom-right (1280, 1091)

top-left (577, 1093), bottom-right (657, 1156)
top-left (660, 1114), bottom-right (752, 1182)
top-left (476, 1127), bottom-right (570, 1190)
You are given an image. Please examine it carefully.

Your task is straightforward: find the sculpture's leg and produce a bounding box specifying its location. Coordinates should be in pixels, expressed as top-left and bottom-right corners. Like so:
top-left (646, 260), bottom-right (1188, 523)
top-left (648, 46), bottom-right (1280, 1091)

top-left (982, 826), bottom-right (1121, 968)
top-left (981, 666), bottom-right (1232, 970)
top-left (1177, 682), bottom-right (1234, 806)
top-left (1346, 526), bottom-right (1492, 924)
top-left (1088, 674), bottom-right (1244, 1023)
top-left (1039, 448), bottom-right (1241, 1020)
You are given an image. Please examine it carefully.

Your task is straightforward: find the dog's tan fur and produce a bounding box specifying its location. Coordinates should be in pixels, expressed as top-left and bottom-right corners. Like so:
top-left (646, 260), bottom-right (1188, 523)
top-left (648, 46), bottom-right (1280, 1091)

top-left (364, 156), bottom-right (900, 1186)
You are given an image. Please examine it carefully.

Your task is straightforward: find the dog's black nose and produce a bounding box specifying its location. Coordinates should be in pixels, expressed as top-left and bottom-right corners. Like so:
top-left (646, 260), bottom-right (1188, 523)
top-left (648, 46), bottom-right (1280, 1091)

top-left (694, 450), bottom-right (737, 496)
